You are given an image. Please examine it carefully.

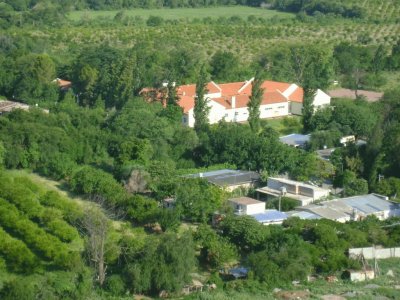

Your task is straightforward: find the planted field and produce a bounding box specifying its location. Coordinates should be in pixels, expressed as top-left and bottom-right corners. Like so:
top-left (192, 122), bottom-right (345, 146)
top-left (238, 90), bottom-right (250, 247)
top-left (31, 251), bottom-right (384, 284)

top-left (0, 171), bottom-right (84, 272)
top-left (68, 6), bottom-right (294, 21)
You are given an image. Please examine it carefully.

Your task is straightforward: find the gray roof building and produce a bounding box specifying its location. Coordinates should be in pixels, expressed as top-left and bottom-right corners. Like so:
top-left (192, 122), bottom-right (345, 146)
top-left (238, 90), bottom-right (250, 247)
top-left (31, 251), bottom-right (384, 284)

top-left (293, 194), bottom-right (400, 222)
top-left (185, 169), bottom-right (260, 191)
top-left (279, 133), bottom-right (310, 148)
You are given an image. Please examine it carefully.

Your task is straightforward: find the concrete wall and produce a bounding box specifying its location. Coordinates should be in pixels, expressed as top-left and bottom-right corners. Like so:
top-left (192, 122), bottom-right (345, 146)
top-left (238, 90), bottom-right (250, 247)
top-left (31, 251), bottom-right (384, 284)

top-left (349, 247), bottom-right (400, 259)
top-left (259, 102), bottom-right (289, 119)
top-left (349, 270), bottom-right (375, 282)
top-left (246, 202), bottom-right (266, 215)
top-left (229, 201), bottom-right (265, 215)
top-left (313, 189), bottom-right (330, 200)
top-left (299, 186), bottom-right (314, 198)
top-left (290, 102), bottom-right (303, 115)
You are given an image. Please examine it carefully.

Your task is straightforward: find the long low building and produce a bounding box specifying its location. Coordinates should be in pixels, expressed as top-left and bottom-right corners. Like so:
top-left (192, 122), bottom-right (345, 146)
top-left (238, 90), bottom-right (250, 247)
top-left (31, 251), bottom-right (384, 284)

top-left (291, 194), bottom-right (400, 222)
top-left (257, 177), bottom-right (331, 206)
top-left (184, 169), bottom-right (260, 192)
top-left (141, 79), bottom-right (331, 127)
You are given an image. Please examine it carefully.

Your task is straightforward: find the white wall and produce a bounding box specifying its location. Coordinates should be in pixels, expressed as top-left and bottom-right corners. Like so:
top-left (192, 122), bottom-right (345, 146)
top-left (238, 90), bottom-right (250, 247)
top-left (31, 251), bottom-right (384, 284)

top-left (206, 92), bottom-right (222, 99)
top-left (313, 89), bottom-right (331, 109)
top-left (184, 99), bottom-right (226, 127)
top-left (246, 203), bottom-right (266, 215)
top-left (224, 107), bottom-right (249, 123)
top-left (184, 110), bottom-right (195, 127)
top-left (260, 102), bottom-right (289, 119)
top-left (208, 100), bottom-right (226, 124)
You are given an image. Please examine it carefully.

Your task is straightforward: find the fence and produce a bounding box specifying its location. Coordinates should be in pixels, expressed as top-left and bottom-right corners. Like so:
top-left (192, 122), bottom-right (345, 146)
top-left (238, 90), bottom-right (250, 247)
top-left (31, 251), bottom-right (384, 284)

top-left (349, 247), bottom-right (400, 259)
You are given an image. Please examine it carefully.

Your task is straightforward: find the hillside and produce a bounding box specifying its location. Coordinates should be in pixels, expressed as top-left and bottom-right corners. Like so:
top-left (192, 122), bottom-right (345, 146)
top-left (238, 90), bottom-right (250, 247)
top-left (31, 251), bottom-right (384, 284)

top-left (0, 171), bottom-right (88, 296)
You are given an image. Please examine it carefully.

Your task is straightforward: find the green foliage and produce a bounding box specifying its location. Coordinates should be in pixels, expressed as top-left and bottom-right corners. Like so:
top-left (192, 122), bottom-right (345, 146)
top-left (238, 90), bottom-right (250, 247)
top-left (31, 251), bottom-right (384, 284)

top-left (0, 226), bottom-right (37, 273)
top-left (124, 232), bottom-right (196, 294)
top-left (247, 71), bottom-right (264, 133)
top-left (220, 215), bottom-right (270, 252)
top-left (0, 198), bottom-right (80, 269)
top-left (105, 274), bottom-right (126, 296)
top-left (195, 224), bottom-right (238, 269)
top-left (70, 166), bottom-right (128, 207)
top-left (266, 197), bottom-right (298, 211)
top-left (175, 179), bottom-right (226, 222)
top-left (194, 65), bottom-right (211, 133)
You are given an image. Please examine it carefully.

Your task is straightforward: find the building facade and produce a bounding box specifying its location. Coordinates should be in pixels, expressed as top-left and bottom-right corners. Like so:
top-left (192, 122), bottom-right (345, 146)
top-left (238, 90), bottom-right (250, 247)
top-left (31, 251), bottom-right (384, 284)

top-left (141, 79), bottom-right (331, 127)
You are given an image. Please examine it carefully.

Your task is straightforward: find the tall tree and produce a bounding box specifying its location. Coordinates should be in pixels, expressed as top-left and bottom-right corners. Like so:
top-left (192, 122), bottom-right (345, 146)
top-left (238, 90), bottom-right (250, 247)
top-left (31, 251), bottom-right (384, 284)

top-left (193, 65), bottom-right (210, 132)
top-left (247, 71), bottom-right (264, 133)
top-left (302, 87), bottom-right (315, 133)
top-left (167, 81), bottom-right (179, 106)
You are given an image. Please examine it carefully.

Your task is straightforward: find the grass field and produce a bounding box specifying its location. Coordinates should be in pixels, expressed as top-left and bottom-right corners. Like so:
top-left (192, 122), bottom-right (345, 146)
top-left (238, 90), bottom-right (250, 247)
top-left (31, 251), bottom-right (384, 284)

top-left (68, 6), bottom-right (294, 21)
top-left (266, 116), bottom-right (303, 135)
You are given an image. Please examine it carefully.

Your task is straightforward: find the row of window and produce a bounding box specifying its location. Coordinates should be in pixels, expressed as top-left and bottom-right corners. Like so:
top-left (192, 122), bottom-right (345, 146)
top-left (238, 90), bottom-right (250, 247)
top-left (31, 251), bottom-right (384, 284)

top-left (183, 105), bottom-right (288, 123)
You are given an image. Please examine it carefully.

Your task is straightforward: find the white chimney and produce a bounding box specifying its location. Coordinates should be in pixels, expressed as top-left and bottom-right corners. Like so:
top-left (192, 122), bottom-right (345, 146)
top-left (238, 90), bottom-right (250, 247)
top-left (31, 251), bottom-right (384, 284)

top-left (182, 91), bottom-right (185, 96)
top-left (231, 96), bottom-right (236, 109)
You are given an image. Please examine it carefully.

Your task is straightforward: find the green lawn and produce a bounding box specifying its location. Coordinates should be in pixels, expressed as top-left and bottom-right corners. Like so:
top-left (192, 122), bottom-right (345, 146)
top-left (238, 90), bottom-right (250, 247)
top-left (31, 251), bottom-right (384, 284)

top-left (266, 116), bottom-right (303, 135)
top-left (68, 6), bottom-right (294, 21)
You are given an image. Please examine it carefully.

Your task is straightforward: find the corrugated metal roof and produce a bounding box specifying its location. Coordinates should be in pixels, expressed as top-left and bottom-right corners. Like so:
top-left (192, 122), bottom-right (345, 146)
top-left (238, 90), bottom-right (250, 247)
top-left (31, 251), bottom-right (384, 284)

top-left (185, 169), bottom-right (260, 186)
top-left (341, 194), bottom-right (395, 214)
top-left (287, 211), bottom-right (321, 220)
top-left (279, 133), bottom-right (310, 147)
top-left (252, 210), bottom-right (287, 222)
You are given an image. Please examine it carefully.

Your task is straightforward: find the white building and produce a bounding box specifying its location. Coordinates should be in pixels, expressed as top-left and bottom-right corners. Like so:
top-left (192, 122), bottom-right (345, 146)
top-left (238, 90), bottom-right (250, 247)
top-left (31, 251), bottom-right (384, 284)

top-left (257, 177), bottom-right (331, 206)
top-left (228, 197), bottom-right (287, 225)
top-left (141, 79), bottom-right (331, 127)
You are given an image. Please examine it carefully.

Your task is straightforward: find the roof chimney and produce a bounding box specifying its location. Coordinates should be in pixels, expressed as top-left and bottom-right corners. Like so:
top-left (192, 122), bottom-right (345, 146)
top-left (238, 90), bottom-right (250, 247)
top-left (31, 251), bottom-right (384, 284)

top-left (231, 96), bottom-right (236, 109)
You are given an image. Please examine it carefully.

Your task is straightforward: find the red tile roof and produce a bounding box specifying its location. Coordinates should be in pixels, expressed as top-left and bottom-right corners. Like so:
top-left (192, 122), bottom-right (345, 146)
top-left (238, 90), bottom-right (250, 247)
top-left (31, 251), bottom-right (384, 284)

top-left (262, 91), bottom-right (288, 104)
top-left (54, 78), bottom-right (72, 89)
top-left (219, 81), bottom-right (249, 96)
top-left (261, 80), bottom-right (292, 93)
top-left (288, 87), bottom-right (304, 103)
top-left (177, 82), bottom-right (221, 97)
top-left (141, 79), bottom-right (305, 114)
top-left (178, 95), bottom-right (195, 113)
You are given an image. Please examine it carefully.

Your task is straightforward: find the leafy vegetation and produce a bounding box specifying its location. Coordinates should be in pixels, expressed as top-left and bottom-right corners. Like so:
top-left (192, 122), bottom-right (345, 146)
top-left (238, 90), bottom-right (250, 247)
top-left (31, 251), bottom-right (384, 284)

top-left (1, 1), bottom-right (400, 299)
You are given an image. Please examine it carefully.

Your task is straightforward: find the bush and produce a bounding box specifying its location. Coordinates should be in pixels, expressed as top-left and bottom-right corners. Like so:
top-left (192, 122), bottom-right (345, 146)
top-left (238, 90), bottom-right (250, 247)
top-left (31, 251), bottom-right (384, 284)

top-left (146, 16), bottom-right (163, 27)
top-left (105, 274), bottom-right (126, 296)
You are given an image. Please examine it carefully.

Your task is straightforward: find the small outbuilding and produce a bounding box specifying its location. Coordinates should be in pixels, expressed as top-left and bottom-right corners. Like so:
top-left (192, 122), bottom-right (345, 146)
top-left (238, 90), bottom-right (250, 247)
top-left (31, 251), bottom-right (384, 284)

top-left (279, 133), bottom-right (310, 148)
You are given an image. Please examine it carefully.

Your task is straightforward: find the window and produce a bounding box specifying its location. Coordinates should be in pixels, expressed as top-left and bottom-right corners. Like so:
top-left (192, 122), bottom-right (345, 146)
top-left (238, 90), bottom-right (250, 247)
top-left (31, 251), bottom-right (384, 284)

top-left (224, 113), bottom-right (228, 118)
top-left (235, 112), bottom-right (239, 116)
top-left (265, 107), bottom-right (272, 111)
top-left (278, 106), bottom-right (285, 109)
top-left (182, 116), bottom-right (187, 123)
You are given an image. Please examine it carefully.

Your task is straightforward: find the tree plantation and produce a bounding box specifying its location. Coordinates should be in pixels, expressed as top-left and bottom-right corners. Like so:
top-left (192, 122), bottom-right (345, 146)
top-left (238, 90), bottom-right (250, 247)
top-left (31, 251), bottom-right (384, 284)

top-left (1, 0), bottom-right (400, 299)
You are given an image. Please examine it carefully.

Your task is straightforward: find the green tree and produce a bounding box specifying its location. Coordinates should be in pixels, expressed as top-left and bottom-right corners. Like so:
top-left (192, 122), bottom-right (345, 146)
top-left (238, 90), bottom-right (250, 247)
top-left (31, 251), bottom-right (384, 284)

top-left (302, 88), bottom-right (315, 133)
top-left (220, 215), bottom-right (270, 252)
top-left (210, 50), bottom-right (244, 82)
top-left (193, 65), bottom-right (210, 132)
top-left (247, 71), bottom-right (264, 133)
top-left (194, 224), bottom-right (238, 269)
top-left (167, 81), bottom-right (179, 106)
